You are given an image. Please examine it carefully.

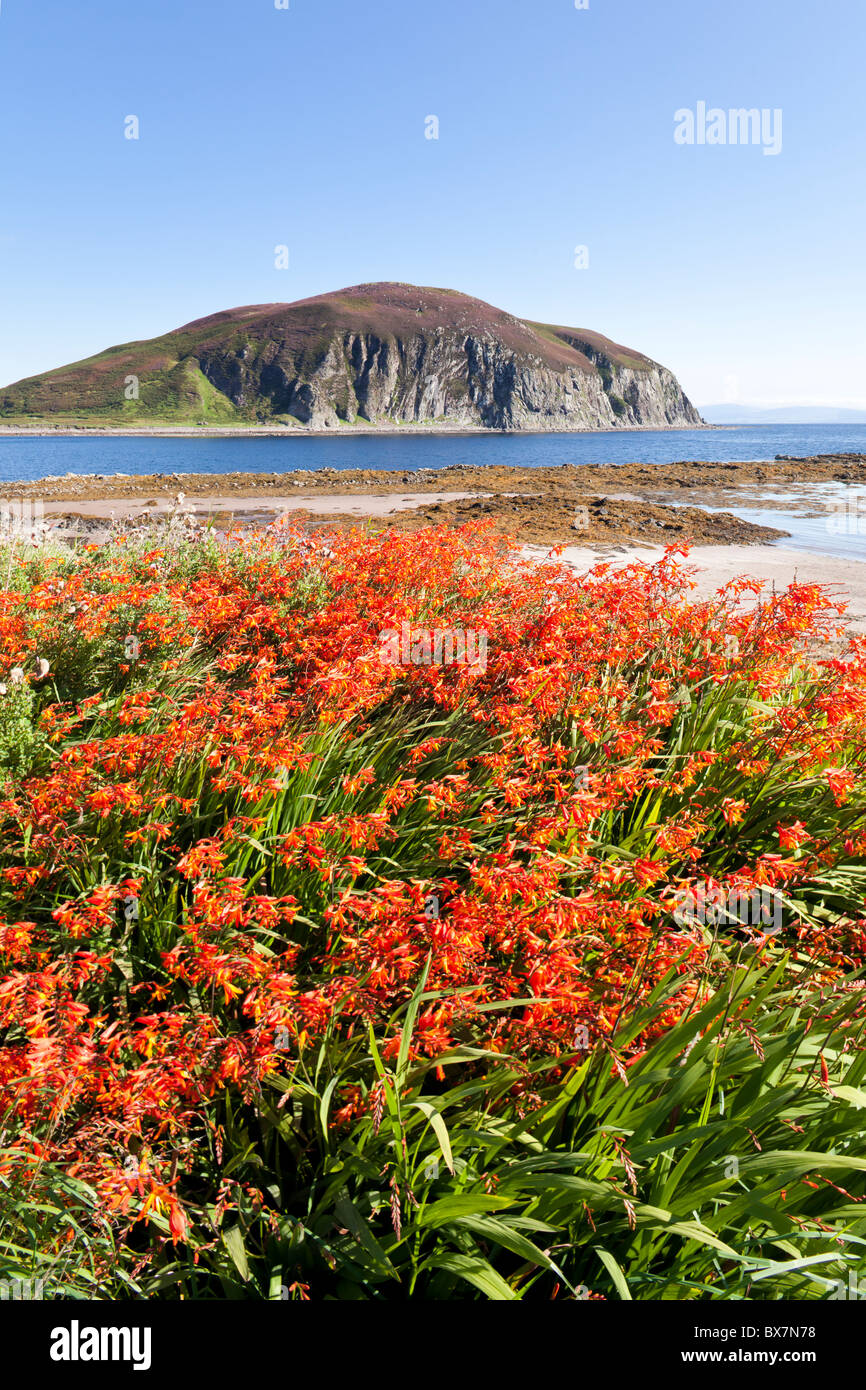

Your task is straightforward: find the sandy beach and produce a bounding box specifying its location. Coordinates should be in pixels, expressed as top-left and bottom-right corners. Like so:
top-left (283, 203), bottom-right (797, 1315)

top-left (36, 482), bottom-right (788, 549)
top-left (13, 453), bottom-right (865, 547)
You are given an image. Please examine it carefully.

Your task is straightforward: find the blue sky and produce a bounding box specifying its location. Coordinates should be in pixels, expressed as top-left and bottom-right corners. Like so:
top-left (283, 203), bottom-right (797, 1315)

top-left (0, 0), bottom-right (864, 408)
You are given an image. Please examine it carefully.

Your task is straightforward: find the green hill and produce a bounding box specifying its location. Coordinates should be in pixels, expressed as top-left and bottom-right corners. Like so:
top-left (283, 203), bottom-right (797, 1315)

top-left (0, 282), bottom-right (702, 431)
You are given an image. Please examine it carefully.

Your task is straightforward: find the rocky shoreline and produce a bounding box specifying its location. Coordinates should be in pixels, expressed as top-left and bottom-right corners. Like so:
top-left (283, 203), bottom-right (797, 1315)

top-left (11, 454), bottom-right (862, 549)
top-left (8, 452), bottom-right (864, 503)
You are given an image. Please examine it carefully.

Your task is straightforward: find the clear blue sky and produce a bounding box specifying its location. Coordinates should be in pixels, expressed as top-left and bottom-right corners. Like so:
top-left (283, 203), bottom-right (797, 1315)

top-left (1, 0), bottom-right (864, 408)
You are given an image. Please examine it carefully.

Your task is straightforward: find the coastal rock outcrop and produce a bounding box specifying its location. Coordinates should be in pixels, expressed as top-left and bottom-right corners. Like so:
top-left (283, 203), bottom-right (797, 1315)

top-left (1, 283), bottom-right (702, 432)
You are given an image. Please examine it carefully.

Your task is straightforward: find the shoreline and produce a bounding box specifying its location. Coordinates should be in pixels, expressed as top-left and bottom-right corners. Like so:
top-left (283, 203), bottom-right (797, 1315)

top-left (36, 487), bottom-right (789, 549)
top-left (0, 421), bottom-right (721, 439)
top-left (3, 456), bottom-right (863, 585)
top-left (10, 452), bottom-right (862, 555)
top-left (5, 454), bottom-right (865, 505)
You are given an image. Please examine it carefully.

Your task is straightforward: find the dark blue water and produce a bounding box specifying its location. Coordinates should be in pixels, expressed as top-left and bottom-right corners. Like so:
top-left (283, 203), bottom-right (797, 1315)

top-left (1, 424), bottom-right (865, 484)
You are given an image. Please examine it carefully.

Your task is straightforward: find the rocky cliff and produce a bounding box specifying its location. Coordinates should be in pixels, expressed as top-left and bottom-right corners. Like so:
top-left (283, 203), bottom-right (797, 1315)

top-left (0, 283), bottom-right (703, 431)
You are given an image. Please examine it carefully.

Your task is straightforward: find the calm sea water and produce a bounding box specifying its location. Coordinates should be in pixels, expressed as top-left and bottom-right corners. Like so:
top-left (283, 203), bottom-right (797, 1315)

top-left (1, 423), bottom-right (865, 485)
top-left (670, 484), bottom-right (866, 564)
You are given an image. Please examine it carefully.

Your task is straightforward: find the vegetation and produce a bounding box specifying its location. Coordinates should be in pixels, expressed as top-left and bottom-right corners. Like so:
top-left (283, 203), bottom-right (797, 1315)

top-left (1, 522), bottom-right (865, 1300)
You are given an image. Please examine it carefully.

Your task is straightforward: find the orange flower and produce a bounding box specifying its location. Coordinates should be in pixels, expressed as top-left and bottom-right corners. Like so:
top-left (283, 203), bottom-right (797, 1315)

top-left (777, 821), bottom-right (810, 851)
top-left (168, 1201), bottom-right (188, 1243)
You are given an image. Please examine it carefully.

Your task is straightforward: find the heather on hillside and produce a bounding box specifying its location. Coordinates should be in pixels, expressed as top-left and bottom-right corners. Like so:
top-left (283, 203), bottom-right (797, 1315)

top-left (1, 523), bottom-right (866, 1300)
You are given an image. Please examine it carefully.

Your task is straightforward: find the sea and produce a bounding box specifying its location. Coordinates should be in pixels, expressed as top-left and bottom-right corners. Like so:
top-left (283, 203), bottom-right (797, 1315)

top-left (1, 423), bottom-right (865, 562)
top-left (2, 423), bottom-right (866, 484)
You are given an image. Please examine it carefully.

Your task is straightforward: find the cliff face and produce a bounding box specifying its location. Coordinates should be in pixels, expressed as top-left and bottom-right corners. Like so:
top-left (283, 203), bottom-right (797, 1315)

top-left (197, 330), bottom-right (700, 431)
top-left (0, 283), bottom-right (703, 431)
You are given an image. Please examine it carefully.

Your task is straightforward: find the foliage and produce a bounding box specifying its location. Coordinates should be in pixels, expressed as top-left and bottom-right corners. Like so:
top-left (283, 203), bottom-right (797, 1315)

top-left (0, 522), bottom-right (865, 1299)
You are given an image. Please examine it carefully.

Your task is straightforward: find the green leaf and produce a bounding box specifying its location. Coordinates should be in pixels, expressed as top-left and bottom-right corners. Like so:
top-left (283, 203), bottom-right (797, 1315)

top-left (410, 1101), bottom-right (455, 1174)
top-left (421, 1194), bottom-right (516, 1225)
top-left (453, 1216), bottom-right (561, 1275)
top-left (595, 1248), bottom-right (632, 1300)
top-left (222, 1226), bottom-right (251, 1283)
top-left (429, 1253), bottom-right (520, 1300)
top-left (397, 954), bottom-right (432, 1088)
top-left (740, 1150), bottom-right (866, 1178)
top-left (333, 1198), bottom-right (401, 1280)
top-left (319, 1075), bottom-right (341, 1141)
top-left (749, 1253), bottom-right (846, 1282)
top-left (666, 1222), bottom-right (743, 1259)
